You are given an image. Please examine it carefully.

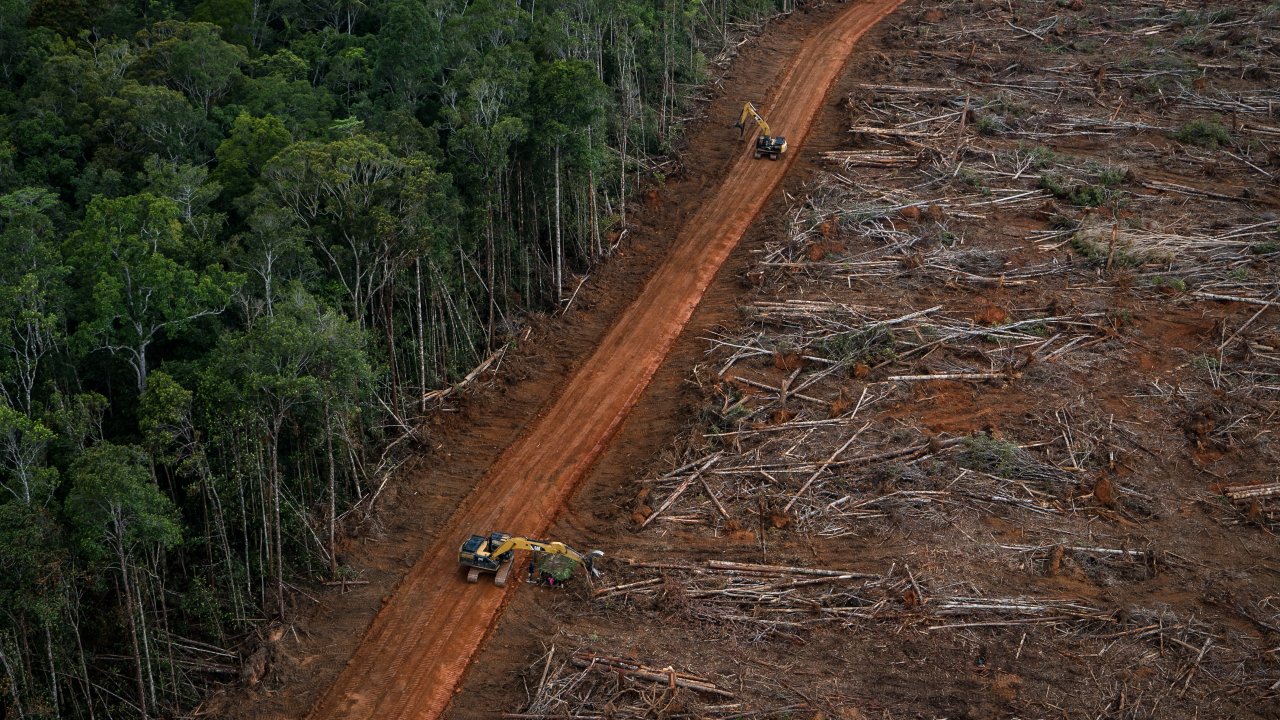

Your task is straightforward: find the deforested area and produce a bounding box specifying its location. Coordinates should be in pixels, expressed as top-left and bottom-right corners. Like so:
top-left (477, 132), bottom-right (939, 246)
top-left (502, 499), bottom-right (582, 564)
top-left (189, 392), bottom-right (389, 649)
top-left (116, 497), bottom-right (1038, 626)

top-left (478, 0), bottom-right (1280, 717)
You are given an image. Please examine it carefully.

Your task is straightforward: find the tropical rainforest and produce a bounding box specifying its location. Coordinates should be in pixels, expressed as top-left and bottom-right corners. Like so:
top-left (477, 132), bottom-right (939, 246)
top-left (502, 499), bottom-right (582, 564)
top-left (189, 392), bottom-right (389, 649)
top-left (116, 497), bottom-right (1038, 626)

top-left (0, 0), bottom-right (791, 715)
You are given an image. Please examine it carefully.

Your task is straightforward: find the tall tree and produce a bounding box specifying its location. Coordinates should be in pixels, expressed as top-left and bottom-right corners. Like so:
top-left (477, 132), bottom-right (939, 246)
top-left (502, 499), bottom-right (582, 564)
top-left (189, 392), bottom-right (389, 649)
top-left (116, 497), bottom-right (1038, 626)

top-left (66, 442), bottom-right (181, 720)
top-left (67, 193), bottom-right (241, 393)
top-left (134, 21), bottom-right (246, 113)
top-left (0, 188), bottom-right (65, 414)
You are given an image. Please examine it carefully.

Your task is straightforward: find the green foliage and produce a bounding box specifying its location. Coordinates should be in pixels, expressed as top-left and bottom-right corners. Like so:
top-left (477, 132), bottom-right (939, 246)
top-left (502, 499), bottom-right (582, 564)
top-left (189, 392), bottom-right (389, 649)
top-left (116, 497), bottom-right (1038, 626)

top-left (66, 442), bottom-right (181, 560)
top-left (959, 434), bottom-right (1025, 477)
top-left (0, 0), bottom-right (792, 712)
top-left (1039, 172), bottom-right (1120, 208)
top-left (137, 370), bottom-right (196, 469)
top-left (819, 326), bottom-right (896, 369)
top-left (134, 21), bottom-right (246, 112)
top-left (1152, 275), bottom-right (1188, 293)
top-left (1172, 117), bottom-right (1232, 148)
top-left (975, 114), bottom-right (1003, 136)
top-left (191, 0), bottom-right (254, 48)
top-left (232, 73), bottom-right (337, 138)
top-left (213, 113), bottom-right (292, 203)
top-left (67, 193), bottom-right (241, 391)
top-left (1026, 144), bottom-right (1058, 169)
top-left (0, 405), bottom-right (59, 505)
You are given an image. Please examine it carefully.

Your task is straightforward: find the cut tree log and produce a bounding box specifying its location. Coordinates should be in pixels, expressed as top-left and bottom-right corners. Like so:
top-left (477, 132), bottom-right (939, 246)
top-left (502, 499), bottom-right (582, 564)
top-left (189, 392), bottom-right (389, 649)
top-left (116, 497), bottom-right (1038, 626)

top-left (570, 655), bottom-right (735, 698)
top-left (641, 453), bottom-right (722, 528)
top-left (705, 560), bottom-right (876, 578)
top-left (782, 421), bottom-right (871, 513)
top-left (1224, 483), bottom-right (1280, 501)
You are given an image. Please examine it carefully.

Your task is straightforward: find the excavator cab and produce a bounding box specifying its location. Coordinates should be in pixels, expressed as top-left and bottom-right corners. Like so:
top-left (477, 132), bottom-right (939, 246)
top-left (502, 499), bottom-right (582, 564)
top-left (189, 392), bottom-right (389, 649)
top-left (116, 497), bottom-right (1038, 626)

top-left (735, 101), bottom-right (787, 161)
top-left (459, 532), bottom-right (512, 572)
top-left (754, 134), bottom-right (787, 160)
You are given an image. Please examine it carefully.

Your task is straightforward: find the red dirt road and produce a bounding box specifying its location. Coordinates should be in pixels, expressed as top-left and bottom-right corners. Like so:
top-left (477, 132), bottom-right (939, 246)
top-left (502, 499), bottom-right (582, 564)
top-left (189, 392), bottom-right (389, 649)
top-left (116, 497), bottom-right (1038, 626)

top-left (307, 2), bottom-right (905, 717)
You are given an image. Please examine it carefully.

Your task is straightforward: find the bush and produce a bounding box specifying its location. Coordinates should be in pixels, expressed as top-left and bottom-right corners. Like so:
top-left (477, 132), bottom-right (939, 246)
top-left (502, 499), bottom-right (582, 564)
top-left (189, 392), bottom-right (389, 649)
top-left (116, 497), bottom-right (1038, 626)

top-left (1040, 173), bottom-right (1118, 207)
top-left (960, 434), bottom-right (1024, 477)
top-left (820, 326), bottom-right (896, 368)
top-left (1172, 118), bottom-right (1232, 148)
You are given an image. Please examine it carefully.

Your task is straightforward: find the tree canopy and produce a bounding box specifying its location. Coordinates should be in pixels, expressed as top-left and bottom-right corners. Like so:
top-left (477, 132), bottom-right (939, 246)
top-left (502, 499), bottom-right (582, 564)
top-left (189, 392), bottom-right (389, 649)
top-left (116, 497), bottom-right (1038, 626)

top-left (0, 0), bottom-right (789, 715)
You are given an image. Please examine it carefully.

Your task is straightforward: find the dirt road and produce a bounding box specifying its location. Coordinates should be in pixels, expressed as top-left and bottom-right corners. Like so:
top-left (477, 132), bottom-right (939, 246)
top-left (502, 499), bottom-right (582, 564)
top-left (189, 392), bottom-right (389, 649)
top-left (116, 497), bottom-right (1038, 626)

top-left (307, 2), bottom-right (906, 717)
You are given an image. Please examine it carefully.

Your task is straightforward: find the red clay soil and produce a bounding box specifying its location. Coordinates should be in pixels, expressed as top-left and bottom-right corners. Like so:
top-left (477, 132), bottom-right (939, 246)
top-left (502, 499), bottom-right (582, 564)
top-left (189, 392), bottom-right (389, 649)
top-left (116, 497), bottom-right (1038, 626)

top-left (304, 2), bottom-right (906, 718)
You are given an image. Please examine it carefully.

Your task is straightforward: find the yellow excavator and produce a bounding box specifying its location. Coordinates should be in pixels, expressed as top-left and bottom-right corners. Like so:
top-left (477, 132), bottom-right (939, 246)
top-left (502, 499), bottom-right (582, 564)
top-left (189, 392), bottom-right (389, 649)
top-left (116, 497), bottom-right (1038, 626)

top-left (458, 532), bottom-right (603, 586)
top-left (735, 101), bottom-right (787, 160)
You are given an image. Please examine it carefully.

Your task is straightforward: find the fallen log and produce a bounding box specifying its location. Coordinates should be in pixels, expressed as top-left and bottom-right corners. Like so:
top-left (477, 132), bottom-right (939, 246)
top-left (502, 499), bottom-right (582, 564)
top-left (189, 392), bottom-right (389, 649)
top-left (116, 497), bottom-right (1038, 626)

top-left (1223, 483), bottom-right (1280, 501)
top-left (641, 453), bottom-right (722, 528)
top-left (782, 421), bottom-right (871, 514)
top-left (705, 560), bottom-right (876, 578)
top-left (570, 655), bottom-right (735, 698)
top-left (592, 577), bottom-right (663, 598)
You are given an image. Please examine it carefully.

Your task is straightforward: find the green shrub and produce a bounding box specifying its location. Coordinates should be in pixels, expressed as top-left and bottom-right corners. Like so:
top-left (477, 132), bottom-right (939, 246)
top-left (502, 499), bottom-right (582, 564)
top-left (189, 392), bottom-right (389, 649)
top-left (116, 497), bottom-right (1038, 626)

top-left (820, 326), bottom-right (896, 368)
top-left (975, 114), bottom-right (1003, 136)
top-left (1094, 165), bottom-right (1128, 188)
top-left (1028, 145), bottom-right (1058, 169)
top-left (960, 434), bottom-right (1024, 477)
top-left (1152, 276), bottom-right (1188, 292)
top-left (1172, 118), bottom-right (1232, 148)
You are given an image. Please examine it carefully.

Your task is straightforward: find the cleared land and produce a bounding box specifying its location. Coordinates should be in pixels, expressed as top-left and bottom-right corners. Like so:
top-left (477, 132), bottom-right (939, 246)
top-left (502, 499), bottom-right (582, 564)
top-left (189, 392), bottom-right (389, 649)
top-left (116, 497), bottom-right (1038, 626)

top-left (450, 1), bottom-right (1280, 718)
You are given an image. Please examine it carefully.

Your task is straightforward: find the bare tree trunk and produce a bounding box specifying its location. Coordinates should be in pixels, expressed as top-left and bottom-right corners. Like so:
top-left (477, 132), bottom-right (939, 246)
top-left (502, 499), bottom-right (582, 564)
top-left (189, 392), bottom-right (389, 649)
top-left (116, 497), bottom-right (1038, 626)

top-left (554, 143), bottom-right (563, 303)
top-left (115, 545), bottom-right (148, 719)
top-left (382, 281), bottom-right (400, 414)
top-left (415, 258), bottom-right (427, 412)
top-left (485, 203), bottom-right (496, 346)
top-left (588, 151), bottom-right (600, 258)
top-left (0, 640), bottom-right (26, 719)
top-left (619, 123), bottom-right (627, 229)
top-left (325, 399), bottom-right (337, 579)
top-left (44, 624), bottom-right (59, 719)
top-left (269, 430), bottom-right (283, 617)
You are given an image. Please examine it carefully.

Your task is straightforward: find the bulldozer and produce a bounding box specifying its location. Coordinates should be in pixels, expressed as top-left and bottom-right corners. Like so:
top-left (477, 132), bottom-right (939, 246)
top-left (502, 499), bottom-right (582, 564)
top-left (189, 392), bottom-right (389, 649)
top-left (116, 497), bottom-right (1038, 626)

top-left (735, 101), bottom-right (787, 160)
top-left (458, 532), bottom-right (603, 587)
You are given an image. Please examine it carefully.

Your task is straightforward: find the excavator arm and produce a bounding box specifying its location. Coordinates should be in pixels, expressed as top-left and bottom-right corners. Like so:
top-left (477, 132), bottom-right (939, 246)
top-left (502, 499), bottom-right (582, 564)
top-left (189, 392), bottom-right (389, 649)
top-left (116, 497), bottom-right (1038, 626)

top-left (488, 537), bottom-right (599, 569)
top-left (459, 532), bottom-right (603, 585)
top-left (734, 101), bottom-right (787, 160)
top-left (735, 102), bottom-right (771, 138)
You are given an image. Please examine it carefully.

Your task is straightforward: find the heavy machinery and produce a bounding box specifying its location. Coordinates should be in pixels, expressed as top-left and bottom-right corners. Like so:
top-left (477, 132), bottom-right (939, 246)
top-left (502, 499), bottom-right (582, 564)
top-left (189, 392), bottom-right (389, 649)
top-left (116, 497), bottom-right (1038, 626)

top-left (734, 101), bottom-right (787, 160)
top-left (458, 532), bottom-right (603, 586)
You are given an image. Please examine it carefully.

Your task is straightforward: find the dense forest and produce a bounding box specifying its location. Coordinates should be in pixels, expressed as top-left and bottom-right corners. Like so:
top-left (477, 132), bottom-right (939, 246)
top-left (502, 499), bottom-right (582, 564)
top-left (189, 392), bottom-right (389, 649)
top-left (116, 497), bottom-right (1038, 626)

top-left (0, 0), bottom-right (796, 715)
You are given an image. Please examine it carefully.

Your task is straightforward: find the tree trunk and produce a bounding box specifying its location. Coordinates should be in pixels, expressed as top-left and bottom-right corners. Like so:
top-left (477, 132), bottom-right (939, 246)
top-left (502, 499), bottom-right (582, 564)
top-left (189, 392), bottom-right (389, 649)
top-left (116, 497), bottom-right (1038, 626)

top-left (415, 257), bottom-right (427, 412)
top-left (381, 280), bottom-right (400, 415)
top-left (588, 129), bottom-right (600, 258)
top-left (269, 429), bottom-right (283, 617)
top-left (44, 624), bottom-right (59, 719)
top-left (485, 203), bottom-right (496, 347)
top-left (325, 399), bottom-right (337, 579)
top-left (0, 641), bottom-right (26, 719)
top-left (619, 124), bottom-right (627, 230)
top-left (554, 143), bottom-right (563, 303)
top-left (114, 542), bottom-right (148, 719)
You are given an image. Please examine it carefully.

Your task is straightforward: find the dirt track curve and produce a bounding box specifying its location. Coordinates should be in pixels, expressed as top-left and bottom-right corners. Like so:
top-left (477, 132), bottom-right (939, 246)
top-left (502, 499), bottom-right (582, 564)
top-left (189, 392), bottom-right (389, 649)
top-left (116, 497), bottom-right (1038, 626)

top-left (307, 2), bottom-right (906, 717)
